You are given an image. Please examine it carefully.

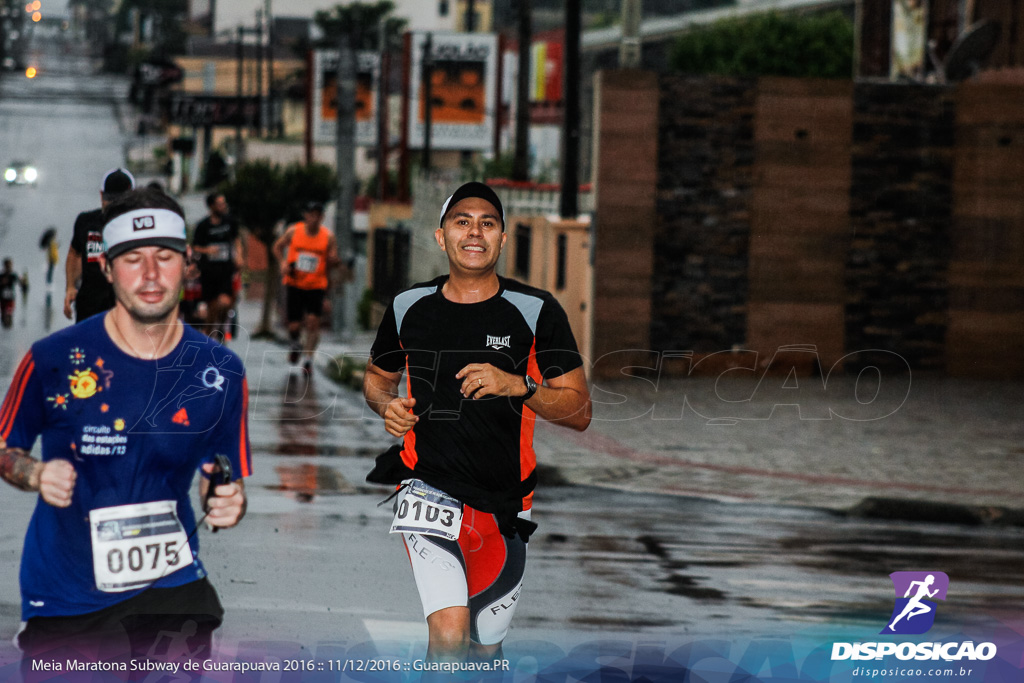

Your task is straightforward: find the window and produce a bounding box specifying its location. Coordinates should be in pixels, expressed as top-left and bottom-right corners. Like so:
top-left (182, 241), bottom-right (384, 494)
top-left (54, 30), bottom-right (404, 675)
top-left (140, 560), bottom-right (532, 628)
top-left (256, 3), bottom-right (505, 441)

top-left (556, 233), bottom-right (568, 290)
top-left (439, 0), bottom-right (449, 17)
top-left (514, 223), bottom-right (531, 279)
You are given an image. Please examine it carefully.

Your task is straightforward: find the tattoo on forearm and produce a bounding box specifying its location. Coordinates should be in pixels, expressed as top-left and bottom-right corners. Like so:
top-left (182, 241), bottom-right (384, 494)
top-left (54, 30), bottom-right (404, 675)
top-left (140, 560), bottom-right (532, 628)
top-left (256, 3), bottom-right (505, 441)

top-left (0, 448), bottom-right (38, 492)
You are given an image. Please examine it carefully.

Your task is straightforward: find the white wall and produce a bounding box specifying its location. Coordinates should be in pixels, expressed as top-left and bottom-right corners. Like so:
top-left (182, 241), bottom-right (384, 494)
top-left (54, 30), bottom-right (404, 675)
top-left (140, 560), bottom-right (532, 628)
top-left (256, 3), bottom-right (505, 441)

top-left (215, 0), bottom-right (456, 34)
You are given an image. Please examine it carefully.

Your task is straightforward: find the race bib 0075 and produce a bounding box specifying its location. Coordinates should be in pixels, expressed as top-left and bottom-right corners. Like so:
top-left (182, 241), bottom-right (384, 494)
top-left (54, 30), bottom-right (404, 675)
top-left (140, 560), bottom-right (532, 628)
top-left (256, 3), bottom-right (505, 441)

top-left (89, 500), bottom-right (191, 592)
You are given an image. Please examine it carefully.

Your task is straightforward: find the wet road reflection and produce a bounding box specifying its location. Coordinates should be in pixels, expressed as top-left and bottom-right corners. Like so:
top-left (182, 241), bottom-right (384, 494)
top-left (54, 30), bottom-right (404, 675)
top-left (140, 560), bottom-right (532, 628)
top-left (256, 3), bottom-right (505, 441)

top-left (271, 463), bottom-right (354, 502)
top-left (237, 360), bottom-right (1024, 636)
top-left (524, 487), bottom-right (1024, 634)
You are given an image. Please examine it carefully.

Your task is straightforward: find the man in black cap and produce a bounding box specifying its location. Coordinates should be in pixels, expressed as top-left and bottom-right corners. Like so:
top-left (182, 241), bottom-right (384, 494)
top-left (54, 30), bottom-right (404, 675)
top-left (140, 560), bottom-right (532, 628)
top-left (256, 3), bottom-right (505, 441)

top-left (63, 167), bottom-right (135, 323)
top-left (362, 182), bottom-right (592, 665)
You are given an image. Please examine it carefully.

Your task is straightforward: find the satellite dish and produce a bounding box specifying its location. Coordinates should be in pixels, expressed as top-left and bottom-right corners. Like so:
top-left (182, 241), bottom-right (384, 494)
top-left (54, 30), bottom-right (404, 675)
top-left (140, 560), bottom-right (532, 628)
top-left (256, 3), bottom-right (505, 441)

top-left (943, 20), bottom-right (1000, 82)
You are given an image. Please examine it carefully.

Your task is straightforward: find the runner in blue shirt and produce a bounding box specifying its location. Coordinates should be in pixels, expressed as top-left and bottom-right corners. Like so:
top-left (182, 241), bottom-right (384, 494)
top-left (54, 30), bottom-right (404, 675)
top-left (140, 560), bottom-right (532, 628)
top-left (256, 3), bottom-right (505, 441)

top-left (0, 187), bottom-right (251, 671)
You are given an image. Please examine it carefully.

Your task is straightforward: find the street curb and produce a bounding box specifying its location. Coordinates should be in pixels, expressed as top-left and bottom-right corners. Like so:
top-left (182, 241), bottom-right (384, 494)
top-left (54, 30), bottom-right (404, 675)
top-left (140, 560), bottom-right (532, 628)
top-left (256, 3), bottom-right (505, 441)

top-left (848, 496), bottom-right (1024, 528)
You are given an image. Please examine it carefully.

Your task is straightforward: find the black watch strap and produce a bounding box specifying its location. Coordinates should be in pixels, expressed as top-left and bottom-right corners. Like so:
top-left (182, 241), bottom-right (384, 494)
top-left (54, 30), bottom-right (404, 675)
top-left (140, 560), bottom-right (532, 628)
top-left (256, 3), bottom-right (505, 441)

top-left (522, 374), bottom-right (538, 401)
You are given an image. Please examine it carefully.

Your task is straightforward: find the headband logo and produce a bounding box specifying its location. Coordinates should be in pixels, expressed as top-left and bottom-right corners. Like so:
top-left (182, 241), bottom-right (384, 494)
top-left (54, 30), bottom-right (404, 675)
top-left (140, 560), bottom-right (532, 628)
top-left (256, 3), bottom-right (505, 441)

top-left (132, 216), bottom-right (156, 231)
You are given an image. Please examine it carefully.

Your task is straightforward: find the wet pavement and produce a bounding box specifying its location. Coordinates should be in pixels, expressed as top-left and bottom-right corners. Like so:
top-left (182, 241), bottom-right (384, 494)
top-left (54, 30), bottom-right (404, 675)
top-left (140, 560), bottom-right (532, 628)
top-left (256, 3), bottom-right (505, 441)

top-left (78, 307), bottom-right (1015, 659)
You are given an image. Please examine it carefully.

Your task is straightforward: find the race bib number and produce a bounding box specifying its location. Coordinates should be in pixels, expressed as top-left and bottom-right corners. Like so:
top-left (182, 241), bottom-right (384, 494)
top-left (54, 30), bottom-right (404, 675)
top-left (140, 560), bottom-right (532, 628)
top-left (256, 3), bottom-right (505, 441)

top-left (295, 253), bottom-right (320, 273)
top-left (389, 480), bottom-right (463, 541)
top-left (209, 243), bottom-right (231, 262)
top-left (89, 500), bottom-right (191, 593)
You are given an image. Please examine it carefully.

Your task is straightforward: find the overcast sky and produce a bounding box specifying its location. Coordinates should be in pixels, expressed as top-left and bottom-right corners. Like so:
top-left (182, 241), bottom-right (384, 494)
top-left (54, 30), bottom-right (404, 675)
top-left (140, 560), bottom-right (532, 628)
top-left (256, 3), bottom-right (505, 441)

top-left (214, 0), bottom-right (337, 32)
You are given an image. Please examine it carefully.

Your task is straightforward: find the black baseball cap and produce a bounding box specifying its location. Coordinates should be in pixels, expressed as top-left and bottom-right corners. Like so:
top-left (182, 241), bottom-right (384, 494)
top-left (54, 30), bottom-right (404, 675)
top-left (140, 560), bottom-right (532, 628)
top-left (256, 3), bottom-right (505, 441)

top-left (305, 201), bottom-right (324, 213)
top-left (439, 182), bottom-right (505, 230)
top-left (101, 168), bottom-right (136, 197)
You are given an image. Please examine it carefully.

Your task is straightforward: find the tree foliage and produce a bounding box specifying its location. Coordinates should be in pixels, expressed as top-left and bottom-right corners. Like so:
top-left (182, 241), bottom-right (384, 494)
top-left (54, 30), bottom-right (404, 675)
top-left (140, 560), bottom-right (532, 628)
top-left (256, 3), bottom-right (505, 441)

top-left (220, 161), bottom-right (288, 245)
top-left (219, 160), bottom-right (338, 336)
top-left (313, 1), bottom-right (407, 51)
top-left (669, 11), bottom-right (854, 79)
top-left (220, 161), bottom-right (337, 245)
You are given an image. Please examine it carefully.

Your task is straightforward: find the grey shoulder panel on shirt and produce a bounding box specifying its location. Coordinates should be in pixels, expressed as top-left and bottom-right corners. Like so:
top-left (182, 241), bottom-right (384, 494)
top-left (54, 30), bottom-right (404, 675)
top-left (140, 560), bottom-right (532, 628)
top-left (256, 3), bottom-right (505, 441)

top-left (501, 289), bottom-right (544, 335)
top-left (394, 285), bottom-right (437, 334)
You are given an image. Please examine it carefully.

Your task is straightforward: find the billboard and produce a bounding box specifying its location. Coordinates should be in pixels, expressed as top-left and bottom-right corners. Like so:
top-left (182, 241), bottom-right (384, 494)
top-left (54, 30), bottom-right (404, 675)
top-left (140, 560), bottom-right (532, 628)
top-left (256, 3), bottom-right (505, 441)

top-left (891, 0), bottom-right (928, 80)
top-left (187, 0), bottom-right (213, 36)
top-left (406, 31), bottom-right (498, 151)
top-left (530, 40), bottom-right (563, 103)
top-left (313, 49), bottom-right (379, 146)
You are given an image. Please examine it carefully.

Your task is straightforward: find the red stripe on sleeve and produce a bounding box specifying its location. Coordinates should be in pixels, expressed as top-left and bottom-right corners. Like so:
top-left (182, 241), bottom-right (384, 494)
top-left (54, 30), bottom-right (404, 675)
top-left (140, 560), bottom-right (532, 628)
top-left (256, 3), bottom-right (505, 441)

top-left (0, 353), bottom-right (34, 440)
top-left (238, 376), bottom-right (252, 477)
top-left (519, 341), bottom-right (541, 510)
top-left (399, 354), bottom-right (419, 469)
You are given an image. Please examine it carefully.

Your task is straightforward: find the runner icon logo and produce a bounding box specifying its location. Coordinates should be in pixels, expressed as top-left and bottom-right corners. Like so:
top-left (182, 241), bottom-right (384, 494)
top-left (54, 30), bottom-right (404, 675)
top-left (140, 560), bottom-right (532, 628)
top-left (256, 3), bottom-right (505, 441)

top-left (882, 571), bottom-right (949, 635)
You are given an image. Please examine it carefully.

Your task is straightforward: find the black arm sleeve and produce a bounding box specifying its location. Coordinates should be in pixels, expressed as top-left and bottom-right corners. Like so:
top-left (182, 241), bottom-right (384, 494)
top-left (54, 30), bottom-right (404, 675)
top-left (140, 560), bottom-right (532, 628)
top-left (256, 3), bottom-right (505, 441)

top-left (369, 303), bottom-right (406, 374)
top-left (534, 297), bottom-right (583, 380)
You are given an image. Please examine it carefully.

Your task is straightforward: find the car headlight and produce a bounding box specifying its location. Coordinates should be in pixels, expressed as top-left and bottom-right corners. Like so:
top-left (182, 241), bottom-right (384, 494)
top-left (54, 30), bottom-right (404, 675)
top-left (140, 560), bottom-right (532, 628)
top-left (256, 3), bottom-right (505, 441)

top-left (4, 169), bottom-right (16, 182)
top-left (23, 167), bottom-right (37, 182)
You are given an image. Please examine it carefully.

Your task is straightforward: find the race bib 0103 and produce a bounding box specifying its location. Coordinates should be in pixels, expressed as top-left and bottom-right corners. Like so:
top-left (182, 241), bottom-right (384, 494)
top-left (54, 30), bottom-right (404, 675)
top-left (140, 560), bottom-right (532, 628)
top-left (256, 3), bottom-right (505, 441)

top-left (89, 500), bottom-right (191, 593)
top-left (389, 480), bottom-right (463, 541)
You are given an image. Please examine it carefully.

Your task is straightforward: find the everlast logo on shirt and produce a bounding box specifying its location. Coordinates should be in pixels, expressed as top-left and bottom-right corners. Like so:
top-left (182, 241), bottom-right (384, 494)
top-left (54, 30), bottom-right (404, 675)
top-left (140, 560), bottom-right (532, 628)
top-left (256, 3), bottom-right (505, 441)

top-left (132, 215), bottom-right (156, 231)
top-left (486, 335), bottom-right (511, 350)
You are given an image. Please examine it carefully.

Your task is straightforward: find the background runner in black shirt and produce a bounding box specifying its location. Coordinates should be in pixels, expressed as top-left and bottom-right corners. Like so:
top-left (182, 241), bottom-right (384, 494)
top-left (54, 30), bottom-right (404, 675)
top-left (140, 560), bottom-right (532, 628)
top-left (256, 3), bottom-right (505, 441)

top-left (191, 192), bottom-right (242, 337)
top-left (64, 168), bottom-right (135, 322)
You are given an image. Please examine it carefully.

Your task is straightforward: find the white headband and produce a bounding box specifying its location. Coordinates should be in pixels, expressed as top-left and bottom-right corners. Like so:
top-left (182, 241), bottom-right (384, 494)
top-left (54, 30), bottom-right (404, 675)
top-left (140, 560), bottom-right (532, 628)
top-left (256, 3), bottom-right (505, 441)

top-left (103, 208), bottom-right (187, 260)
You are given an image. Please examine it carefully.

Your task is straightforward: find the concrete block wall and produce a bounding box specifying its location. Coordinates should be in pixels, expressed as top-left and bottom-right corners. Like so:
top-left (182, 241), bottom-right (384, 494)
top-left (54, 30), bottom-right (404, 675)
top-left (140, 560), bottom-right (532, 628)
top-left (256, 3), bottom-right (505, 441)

top-left (591, 70), bottom-right (1024, 379)
top-left (653, 75), bottom-right (755, 355)
top-left (845, 83), bottom-right (955, 372)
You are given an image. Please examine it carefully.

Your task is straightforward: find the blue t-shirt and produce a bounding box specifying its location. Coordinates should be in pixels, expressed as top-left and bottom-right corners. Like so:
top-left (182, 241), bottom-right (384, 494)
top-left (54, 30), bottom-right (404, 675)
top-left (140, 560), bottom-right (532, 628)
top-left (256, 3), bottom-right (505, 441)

top-left (0, 314), bottom-right (252, 619)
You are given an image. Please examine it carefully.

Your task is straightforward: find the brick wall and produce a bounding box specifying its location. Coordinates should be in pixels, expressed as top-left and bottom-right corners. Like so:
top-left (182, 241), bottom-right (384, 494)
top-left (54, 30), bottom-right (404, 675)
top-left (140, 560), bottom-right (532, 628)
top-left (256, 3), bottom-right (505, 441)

top-left (592, 71), bottom-right (1024, 379)
top-left (591, 70), bottom-right (660, 372)
top-left (948, 83), bottom-right (1024, 377)
top-left (748, 77), bottom-right (852, 372)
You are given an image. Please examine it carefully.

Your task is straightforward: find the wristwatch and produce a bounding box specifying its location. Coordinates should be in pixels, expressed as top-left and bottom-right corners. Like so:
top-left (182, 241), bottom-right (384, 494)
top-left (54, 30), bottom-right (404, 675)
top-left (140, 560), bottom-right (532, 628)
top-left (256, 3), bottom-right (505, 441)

top-left (522, 374), bottom-right (538, 401)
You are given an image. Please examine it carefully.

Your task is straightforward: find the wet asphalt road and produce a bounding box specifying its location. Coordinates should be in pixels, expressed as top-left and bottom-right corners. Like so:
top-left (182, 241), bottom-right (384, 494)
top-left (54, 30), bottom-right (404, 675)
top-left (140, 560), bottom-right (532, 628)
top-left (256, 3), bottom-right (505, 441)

top-left (0, 28), bottom-right (1022, 680)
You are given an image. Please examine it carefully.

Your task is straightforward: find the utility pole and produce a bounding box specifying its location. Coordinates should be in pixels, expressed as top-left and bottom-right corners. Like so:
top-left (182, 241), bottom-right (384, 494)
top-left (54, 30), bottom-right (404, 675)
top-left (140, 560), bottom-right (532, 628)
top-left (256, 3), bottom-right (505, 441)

top-left (512, 0), bottom-right (531, 181)
top-left (235, 25), bottom-right (245, 165)
top-left (560, 0), bottom-right (580, 218)
top-left (620, 0), bottom-right (642, 68)
top-left (266, 0), bottom-right (277, 137)
top-left (377, 17), bottom-right (390, 200)
top-left (334, 32), bottom-right (356, 333)
top-left (421, 33), bottom-right (433, 172)
top-left (255, 8), bottom-right (264, 138)
top-left (466, 0), bottom-right (476, 32)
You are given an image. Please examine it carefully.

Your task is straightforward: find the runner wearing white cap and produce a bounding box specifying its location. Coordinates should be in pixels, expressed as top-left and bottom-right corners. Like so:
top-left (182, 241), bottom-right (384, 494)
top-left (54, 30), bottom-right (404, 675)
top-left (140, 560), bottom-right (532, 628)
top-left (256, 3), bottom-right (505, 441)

top-left (1, 187), bottom-right (252, 676)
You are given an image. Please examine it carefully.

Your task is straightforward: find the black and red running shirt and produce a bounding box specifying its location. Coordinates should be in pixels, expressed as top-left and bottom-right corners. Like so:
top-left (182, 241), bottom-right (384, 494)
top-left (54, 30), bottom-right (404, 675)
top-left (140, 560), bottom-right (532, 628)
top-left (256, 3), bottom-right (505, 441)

top-left (369, 276), bottom-right (583, 509)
